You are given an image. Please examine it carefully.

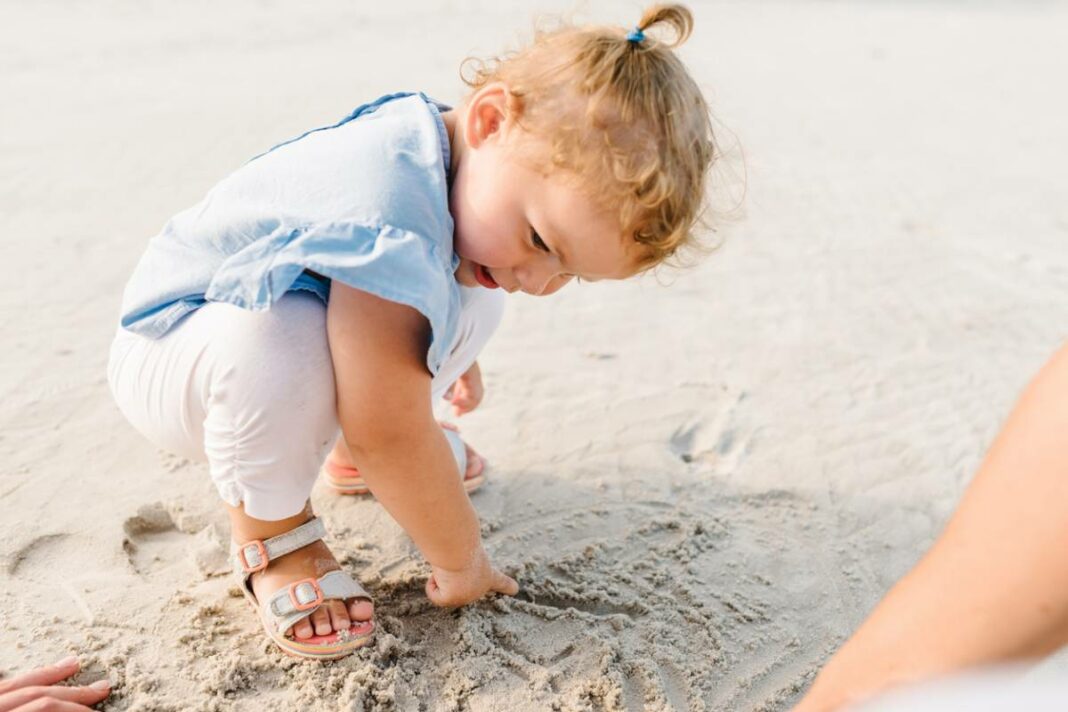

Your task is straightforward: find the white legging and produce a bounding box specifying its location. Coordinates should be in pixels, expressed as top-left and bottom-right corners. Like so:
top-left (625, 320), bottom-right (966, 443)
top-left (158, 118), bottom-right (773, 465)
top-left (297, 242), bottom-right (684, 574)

top-left (107, 287), bottom-right (504, 521)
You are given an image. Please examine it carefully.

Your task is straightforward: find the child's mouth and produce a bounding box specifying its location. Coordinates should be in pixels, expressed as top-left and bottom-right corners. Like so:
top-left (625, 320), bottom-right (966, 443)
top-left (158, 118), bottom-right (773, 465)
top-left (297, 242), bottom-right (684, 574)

top-left (474, 263), bottom-right (499, 289)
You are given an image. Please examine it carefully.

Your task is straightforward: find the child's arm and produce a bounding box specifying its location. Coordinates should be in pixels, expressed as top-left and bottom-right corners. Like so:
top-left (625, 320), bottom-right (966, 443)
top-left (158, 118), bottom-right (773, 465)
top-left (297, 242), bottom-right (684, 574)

top-left (327, 282), bottom-right (518, 605)
top-left (794, 342), bottom-right (1068, 711)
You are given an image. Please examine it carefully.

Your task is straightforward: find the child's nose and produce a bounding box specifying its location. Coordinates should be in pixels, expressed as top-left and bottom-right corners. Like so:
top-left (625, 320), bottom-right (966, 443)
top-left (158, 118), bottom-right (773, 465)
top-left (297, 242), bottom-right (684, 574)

top-left (516, 261), bottom-right (569, 296)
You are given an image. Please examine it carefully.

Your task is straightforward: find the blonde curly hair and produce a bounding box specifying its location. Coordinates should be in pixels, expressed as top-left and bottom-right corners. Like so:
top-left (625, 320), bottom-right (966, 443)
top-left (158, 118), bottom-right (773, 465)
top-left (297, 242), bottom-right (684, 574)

top-left (461, 4), bottom-right (717, 271)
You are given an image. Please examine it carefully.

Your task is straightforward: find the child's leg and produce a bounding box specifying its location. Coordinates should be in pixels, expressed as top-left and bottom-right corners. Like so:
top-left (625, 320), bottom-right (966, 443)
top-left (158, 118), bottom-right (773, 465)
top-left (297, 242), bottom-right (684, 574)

top-left (108, 292), bottom-right (370, 639)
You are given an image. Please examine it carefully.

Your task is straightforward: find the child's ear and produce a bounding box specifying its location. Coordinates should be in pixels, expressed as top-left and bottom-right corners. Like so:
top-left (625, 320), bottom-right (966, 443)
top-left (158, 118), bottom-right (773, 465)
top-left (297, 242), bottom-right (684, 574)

top-left (465, 83), bottom-right (510, 149)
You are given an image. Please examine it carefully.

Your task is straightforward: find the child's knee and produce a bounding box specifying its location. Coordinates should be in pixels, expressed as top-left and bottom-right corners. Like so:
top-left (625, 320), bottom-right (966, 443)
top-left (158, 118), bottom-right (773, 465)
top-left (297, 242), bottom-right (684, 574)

top-left (449, 287), bottom-right (506, 365)
top-left (210, 293), bottom-right (335, 414)
top-left (201, 294), bottom-right (338, 519)
top-left (459, 286), bottom-right (506, 344)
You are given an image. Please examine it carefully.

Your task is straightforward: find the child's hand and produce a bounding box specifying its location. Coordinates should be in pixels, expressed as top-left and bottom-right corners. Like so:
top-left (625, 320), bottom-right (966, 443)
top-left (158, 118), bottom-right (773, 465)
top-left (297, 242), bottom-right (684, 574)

top-left (426, 547), bottom-right (519, 607)
top-left (443, 361), bottom-right (484, 416)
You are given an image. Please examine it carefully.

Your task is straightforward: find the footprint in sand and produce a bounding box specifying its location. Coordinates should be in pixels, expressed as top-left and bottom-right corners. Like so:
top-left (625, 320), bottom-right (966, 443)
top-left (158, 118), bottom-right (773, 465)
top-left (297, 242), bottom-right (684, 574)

top-left (123, 502), bottom-right (225, 577)
top-left (668, 390), bottom-right (755, 474)
top-left (4, 532), bottom-right (71, 577)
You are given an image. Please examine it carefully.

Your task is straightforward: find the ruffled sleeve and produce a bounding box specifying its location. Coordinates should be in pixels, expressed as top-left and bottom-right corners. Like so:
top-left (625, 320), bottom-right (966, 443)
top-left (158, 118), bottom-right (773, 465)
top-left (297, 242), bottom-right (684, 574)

top-left (205, 219), bottom-right (461, 375)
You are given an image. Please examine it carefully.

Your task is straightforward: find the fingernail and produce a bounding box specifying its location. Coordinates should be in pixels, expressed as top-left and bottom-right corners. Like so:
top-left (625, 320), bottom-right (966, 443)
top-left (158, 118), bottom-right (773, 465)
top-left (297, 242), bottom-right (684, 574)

top-left (54, 655), bottom-right (78, 668)
top-left (91, 679), bottom-right (111, 690)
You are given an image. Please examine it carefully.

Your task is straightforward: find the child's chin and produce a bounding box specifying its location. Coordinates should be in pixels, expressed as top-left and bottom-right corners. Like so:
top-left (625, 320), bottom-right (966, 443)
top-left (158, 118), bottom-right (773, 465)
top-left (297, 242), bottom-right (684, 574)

top-left (454, 258), bottom-right (478, 287)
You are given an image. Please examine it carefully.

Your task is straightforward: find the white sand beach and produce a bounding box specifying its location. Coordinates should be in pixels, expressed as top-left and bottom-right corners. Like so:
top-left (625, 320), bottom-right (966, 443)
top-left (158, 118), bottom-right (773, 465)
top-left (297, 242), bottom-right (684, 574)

top-left (2, 1), bottom-right (1066, 709)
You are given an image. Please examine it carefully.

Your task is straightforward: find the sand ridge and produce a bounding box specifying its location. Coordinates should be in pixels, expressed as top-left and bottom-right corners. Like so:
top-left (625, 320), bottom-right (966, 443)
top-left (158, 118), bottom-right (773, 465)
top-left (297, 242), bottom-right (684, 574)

top-left (7, 473), bottom-right (837, 710)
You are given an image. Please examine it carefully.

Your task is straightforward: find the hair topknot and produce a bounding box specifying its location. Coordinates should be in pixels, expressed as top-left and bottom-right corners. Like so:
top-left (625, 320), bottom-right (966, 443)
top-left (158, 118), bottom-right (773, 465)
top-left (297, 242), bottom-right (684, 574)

top-left (461, 4), bottom-right (718, 271)
top-left (633, 4), bottom-right (693, 48)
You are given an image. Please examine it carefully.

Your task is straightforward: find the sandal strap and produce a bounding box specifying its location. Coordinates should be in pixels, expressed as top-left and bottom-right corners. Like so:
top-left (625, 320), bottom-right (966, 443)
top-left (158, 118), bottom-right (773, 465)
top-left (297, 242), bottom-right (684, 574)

top-left (264, 570), bottom-right (371, 635)
top-left (231, 517), bottom-right (327, 578)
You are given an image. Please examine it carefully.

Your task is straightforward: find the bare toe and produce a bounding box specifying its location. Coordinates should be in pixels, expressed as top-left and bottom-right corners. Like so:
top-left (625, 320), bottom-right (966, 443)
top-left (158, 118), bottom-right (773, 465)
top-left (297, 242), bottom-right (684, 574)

top-left (293, 618), bottom-right (314, 640)
top-left (328, 600), bottom-right (351, 632)
top-left (465, 446), bottom-right (483, 479)
top-left (311, 606), bottom-right (332, 636)
top-left (349, 598), bottom-right (374, 622)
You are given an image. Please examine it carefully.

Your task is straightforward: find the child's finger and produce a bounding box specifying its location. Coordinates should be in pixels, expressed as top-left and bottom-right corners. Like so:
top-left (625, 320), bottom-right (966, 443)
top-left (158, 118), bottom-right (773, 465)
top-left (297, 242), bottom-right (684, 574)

top-left (425, 580), bottom-right (461, 608)
top-left (492, 570), bottom-right (520, 597)
top-left (0, 657), bottom-right (79, 694)
top-left (451, 393), bottom-right (479, 416)
top-left (424, 575), bottom-right (447, 607)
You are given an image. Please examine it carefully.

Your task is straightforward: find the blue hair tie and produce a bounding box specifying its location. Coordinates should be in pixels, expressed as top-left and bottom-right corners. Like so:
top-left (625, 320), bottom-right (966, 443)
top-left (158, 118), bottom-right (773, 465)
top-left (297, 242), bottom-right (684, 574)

top-left (625, 27), bottom-right (645, 44)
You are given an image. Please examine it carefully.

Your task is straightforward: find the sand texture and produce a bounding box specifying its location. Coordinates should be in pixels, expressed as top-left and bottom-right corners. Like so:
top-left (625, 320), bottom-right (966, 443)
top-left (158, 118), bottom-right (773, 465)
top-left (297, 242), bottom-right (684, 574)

top-left (2, 1), bottom-right (1067, 710)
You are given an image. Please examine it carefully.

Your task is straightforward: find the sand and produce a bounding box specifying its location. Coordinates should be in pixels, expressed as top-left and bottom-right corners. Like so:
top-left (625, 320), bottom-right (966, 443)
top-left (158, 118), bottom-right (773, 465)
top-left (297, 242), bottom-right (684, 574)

top-left (2, 1), bottom-right (1067, 710)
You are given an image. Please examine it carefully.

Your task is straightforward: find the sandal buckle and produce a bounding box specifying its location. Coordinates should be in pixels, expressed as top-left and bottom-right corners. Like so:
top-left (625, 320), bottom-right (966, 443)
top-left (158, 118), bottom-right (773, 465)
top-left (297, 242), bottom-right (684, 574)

top-left (289, 578), bottom-right (324, 612)
top-left (238, 540), bottom-right (269, 573)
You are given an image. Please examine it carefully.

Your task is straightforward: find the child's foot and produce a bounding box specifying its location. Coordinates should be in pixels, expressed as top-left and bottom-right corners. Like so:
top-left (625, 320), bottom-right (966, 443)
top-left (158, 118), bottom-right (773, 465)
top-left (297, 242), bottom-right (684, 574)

top-left (228, 505), bottom-right (374, 645)
top-left (324, 422), bottom-right (485, 495)
top-left (326, 437), bottom-right (483, 480)
top-left (248, 538), bottom-right (373, 639)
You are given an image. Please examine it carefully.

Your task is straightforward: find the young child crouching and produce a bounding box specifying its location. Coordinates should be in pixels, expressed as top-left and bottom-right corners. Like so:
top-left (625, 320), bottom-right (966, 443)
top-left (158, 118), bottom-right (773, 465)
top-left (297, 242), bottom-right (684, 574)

top-left (108, 4), bottom-right (717, 659)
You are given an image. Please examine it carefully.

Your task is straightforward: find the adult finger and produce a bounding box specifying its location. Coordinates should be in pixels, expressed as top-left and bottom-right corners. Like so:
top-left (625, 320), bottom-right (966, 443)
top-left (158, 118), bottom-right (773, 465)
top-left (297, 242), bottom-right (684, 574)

top-left (12, 699), bottom-right (101, 712)
top-left (0, 658), bottom-right (79, 694)
top-left (0, 678), bottom-right (110, 712)
top-left (1, 680), bottom-right (110, 712)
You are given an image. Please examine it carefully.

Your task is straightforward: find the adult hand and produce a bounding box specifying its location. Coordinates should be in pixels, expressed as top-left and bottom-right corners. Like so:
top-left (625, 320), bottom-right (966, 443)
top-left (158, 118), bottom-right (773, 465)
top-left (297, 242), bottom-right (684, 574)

top-left (0, 656), bottom-right (110, 711)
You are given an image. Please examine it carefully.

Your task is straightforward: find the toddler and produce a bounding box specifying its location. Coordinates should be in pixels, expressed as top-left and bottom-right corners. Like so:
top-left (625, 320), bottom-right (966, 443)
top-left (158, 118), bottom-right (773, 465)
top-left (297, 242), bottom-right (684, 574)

top-left (108, 4), bottom-right (716, 660)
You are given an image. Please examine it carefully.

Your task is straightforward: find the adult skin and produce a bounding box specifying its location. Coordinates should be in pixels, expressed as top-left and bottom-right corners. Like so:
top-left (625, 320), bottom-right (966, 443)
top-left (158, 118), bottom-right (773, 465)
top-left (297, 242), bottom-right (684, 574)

top-left (0, 657), bottom-right (110, 711)
top-left (794, 342), bottom-right (1068, 711)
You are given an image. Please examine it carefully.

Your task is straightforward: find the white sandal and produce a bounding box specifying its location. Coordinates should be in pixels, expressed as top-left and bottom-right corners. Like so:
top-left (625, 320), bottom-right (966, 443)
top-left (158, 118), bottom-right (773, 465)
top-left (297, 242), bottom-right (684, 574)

top-left (232, 517), bottom-right (374, 659)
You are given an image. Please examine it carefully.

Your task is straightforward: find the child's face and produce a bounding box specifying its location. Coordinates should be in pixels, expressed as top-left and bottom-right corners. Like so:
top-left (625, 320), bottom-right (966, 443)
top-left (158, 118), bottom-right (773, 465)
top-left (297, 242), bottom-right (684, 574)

top-left (448, 87), bottom-right (641, 296)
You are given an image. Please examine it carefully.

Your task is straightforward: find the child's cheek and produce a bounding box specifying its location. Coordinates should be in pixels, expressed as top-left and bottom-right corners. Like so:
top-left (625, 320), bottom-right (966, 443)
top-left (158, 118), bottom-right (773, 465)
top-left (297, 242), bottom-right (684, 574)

top-left (471, 232), bottom-right (510, 264)
top-left (456, 211), bottom-right (512, 266)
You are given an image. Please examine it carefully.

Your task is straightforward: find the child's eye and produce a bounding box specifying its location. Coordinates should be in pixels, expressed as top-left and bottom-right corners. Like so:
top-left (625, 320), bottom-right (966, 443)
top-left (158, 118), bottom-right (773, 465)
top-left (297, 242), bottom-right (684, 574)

top-left (530, 229), bottom-right (550, 253)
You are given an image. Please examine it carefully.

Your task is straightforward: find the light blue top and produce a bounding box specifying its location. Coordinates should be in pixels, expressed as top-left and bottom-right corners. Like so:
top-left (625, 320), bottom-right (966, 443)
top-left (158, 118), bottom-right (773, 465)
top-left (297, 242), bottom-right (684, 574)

top-left (119, 92), bottom-right (462, 374)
